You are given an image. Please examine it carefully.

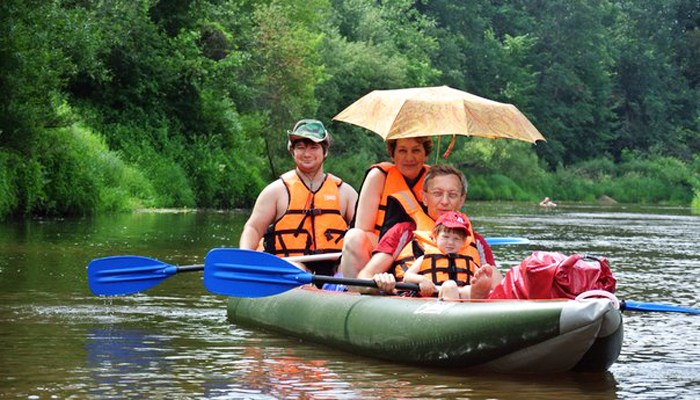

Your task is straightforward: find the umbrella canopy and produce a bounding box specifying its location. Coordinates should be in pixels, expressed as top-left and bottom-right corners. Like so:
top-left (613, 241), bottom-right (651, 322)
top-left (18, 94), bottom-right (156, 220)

top-left (333, 86), bottom-right (545, 143)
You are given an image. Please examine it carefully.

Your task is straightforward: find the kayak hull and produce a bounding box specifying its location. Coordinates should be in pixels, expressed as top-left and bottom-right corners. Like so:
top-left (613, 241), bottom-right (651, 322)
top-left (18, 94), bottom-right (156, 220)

top-left (227, 288), bottom-right (622, 373)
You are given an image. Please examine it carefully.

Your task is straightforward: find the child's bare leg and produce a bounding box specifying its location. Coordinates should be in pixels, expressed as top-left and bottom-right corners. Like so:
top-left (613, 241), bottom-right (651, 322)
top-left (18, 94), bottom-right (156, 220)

top-left (438, 280), bottom-right (460, 300)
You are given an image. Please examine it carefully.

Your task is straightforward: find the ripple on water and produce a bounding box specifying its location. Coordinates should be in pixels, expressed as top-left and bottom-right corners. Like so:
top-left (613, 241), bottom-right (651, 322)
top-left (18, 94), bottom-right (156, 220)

top-left (2, 206), bottom-right (698, 399)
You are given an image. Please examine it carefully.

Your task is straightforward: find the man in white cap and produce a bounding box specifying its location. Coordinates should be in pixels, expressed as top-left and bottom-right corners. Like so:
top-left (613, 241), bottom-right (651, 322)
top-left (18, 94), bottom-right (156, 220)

top-left (239, 119), bottom-right (358, 276)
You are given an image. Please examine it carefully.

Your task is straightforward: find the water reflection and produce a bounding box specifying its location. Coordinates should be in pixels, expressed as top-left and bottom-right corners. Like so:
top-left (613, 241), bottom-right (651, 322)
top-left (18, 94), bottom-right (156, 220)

top-left (85, 328), bottom-right (174, 398)
top-left (224, 347), bottom-right (352, 399)
top-left (202, 333), bottom-right (619, 400)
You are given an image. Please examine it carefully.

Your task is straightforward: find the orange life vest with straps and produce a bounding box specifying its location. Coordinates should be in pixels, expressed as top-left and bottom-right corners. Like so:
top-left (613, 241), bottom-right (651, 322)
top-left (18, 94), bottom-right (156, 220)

top-left (263, 171), bottom-right (348, 257)
top-left (387, 189), bottom-right (434, 277)
top-left (391, 217), bottom-right (481, 281)
top-left (365, 162), bottom-right (428, 235)
top-left (413, 231), bottom-right (480, 286)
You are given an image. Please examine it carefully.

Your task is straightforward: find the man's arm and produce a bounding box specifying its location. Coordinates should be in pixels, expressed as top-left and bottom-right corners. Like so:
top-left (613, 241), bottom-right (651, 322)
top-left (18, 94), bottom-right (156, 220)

top-left (239, 181), bottom-right (285, 250)
top-left (355, 253), bottom-right (396, 294)
top-left (357, 253), bottom-right (395, 280)
top-left (353, 222), bottom-right (415, 294)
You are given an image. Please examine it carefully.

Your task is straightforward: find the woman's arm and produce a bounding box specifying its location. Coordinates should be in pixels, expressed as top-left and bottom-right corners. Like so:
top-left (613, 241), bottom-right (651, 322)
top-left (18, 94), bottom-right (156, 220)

top-left (353, 169), bottom-right (386, 232)
top-left (339, 182), bottom-right (358, 224)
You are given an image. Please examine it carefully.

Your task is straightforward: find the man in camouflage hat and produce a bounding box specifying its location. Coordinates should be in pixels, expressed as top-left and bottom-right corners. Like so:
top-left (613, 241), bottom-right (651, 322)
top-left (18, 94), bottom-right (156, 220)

top-left (239, 119), bottom-right (358, 276)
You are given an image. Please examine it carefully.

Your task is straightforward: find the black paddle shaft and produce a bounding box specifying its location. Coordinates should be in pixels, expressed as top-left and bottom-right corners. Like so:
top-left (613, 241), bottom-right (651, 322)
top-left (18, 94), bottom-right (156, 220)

top-left (177, 264), bottom-right (204, 273)
top-left (311, 275), bottom-right (420, 291)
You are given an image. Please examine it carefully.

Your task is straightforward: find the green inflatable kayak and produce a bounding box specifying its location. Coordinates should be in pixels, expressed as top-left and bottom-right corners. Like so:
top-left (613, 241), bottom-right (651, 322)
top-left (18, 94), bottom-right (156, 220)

top-left (227, 288), bottom-right (623, 373)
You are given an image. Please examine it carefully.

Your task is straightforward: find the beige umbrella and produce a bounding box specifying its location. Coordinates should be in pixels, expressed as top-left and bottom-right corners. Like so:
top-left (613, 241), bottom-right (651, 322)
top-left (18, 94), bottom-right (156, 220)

top-left (333, 85), bottom-right (545, 143)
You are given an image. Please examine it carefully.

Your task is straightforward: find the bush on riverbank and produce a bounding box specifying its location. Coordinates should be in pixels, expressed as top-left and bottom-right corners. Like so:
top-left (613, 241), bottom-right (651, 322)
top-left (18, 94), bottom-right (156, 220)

top-left (691, 156), bottom-right (700, 213)
top-left (453, 140), bottom-right (696, 206)
top-left (36, 123), bottom-right (157, 215)
top-left (82, 109), bottom-right (268, 211)
top-left (1, 129), bottom-right (697, 220)
top-left (0, 152), bottom-right (19, 217)
top-left (0, 119), bottom-right (271, 220)
top-left (0, 123), bottom-right (161, 219)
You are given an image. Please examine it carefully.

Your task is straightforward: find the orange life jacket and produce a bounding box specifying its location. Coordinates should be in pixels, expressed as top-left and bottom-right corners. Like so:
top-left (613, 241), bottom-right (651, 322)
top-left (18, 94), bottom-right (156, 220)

top-left (387, 189), bottom-right (434, 277)
top-left (412, 231), bottom-right (480, 286)
top-left (391, 217), bottom-right (481, 281)
top-left (364, 162), bottom-right (428, 235)
top-left (263, 171), bottom-right (348, 257)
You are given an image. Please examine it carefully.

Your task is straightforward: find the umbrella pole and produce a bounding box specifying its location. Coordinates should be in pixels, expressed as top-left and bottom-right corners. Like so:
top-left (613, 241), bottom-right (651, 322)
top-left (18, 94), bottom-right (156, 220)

top-left (435, 136), bottom-right (441, 164)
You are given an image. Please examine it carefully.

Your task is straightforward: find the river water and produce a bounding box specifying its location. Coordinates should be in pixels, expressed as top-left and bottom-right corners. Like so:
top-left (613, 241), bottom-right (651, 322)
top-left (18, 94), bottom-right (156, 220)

top-left (0, 203), bottom-right (698, 399)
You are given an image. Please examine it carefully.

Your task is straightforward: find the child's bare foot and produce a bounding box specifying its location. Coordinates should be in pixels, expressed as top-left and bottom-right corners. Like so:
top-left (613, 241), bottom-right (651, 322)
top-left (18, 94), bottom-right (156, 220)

top-left (470, 265), bottom-right (494, 299)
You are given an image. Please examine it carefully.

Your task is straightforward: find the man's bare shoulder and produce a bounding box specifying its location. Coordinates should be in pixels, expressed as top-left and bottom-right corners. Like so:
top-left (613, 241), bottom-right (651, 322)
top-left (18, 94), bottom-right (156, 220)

top-left (259, 178), bottom-right (286, 197)
top-left (339, 181), bottom-right (359, 197)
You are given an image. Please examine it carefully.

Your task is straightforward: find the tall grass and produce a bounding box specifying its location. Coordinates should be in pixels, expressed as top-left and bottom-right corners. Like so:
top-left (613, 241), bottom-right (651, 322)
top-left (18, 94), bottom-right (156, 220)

top-left (21, 123), bottom-right (157, 216)
top-left (691, 155), bottom-right (700, 213)
top-left (120, 140), bottom-right (196, 208)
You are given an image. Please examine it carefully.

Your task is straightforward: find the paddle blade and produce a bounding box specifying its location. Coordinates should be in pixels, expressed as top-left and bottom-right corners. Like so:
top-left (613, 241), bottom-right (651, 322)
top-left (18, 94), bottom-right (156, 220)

top-left (485, 237), bottom-right (531, 246)
top-left (204, 248), bottom-right (313, 298)
top-left (88, 256), bottom-right (177, 296)
top-left (622, 301), bottom-right (700, 315)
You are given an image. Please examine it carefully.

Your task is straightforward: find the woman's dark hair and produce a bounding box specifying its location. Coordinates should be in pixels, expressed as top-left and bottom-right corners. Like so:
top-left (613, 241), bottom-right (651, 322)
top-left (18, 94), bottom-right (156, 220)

top-left (386, 137), bottom-right (433, 157)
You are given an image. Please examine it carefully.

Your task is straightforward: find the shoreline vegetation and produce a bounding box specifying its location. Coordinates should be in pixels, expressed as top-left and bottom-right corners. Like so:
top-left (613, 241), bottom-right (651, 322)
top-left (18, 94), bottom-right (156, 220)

top-left (1, 1), bottom-right (698, 220)
top-left (0, 121), bottom-right (696, 220)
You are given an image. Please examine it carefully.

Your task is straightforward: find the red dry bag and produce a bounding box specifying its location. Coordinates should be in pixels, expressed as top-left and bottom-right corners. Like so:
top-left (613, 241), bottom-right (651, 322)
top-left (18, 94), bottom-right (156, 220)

top-left (489, 251), bottom-right (616, 300)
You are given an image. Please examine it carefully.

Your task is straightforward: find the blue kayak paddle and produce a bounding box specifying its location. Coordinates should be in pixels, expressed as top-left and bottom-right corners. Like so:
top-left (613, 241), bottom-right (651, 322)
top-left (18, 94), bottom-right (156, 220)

top-left (88, 252), bottom-right (342, 296)
top-left (88, 256), bottom-right (204, 296)
top-left (204, 248), bottom-right (420, 298)
top-left (621, 300), bottom-right (700, 315)
top-left (90, 249), bottom-right (700, 314)
top-left (87, 237), bottom-right (526, 296)
top-left (485, 237), bottom-right (530, 246)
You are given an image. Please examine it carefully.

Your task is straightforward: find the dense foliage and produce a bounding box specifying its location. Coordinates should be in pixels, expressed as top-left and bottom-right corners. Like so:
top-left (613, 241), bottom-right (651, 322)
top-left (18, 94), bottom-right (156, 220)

top-left (1, 0), bottom-right (698, 218)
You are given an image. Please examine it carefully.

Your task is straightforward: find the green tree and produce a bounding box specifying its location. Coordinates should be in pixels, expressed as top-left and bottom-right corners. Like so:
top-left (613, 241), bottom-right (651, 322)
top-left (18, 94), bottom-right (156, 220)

top-left (226, 0), bottom-right (325, 178)
top-left (0, 0), bottom-right (102, 153)
top-left (609, 0), bottom-right (699, 161)
top-left (519, 0), bottom-right (618, 167)
top-left (316, 0), bottom-right (441, 187)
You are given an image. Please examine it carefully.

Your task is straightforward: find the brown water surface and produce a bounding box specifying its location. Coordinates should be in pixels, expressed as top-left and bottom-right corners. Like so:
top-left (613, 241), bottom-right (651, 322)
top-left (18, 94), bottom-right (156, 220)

top-left (0, 203), bottom-right (698, 399)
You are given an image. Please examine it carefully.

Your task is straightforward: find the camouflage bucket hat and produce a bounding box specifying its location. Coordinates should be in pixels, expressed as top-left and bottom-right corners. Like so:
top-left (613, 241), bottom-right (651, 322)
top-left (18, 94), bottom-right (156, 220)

top-left (288, 119), bottom-right (328, 143)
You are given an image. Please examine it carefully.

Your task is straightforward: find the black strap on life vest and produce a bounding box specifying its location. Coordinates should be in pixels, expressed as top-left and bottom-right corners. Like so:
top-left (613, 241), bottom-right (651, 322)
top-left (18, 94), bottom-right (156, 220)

top-left (422, 253), bottom-right (473, 286)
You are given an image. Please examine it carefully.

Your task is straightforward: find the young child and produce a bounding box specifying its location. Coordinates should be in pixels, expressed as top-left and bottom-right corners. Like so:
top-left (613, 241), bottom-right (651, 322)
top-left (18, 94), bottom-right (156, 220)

top-left (402, 211), bottom-right (497, 300)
